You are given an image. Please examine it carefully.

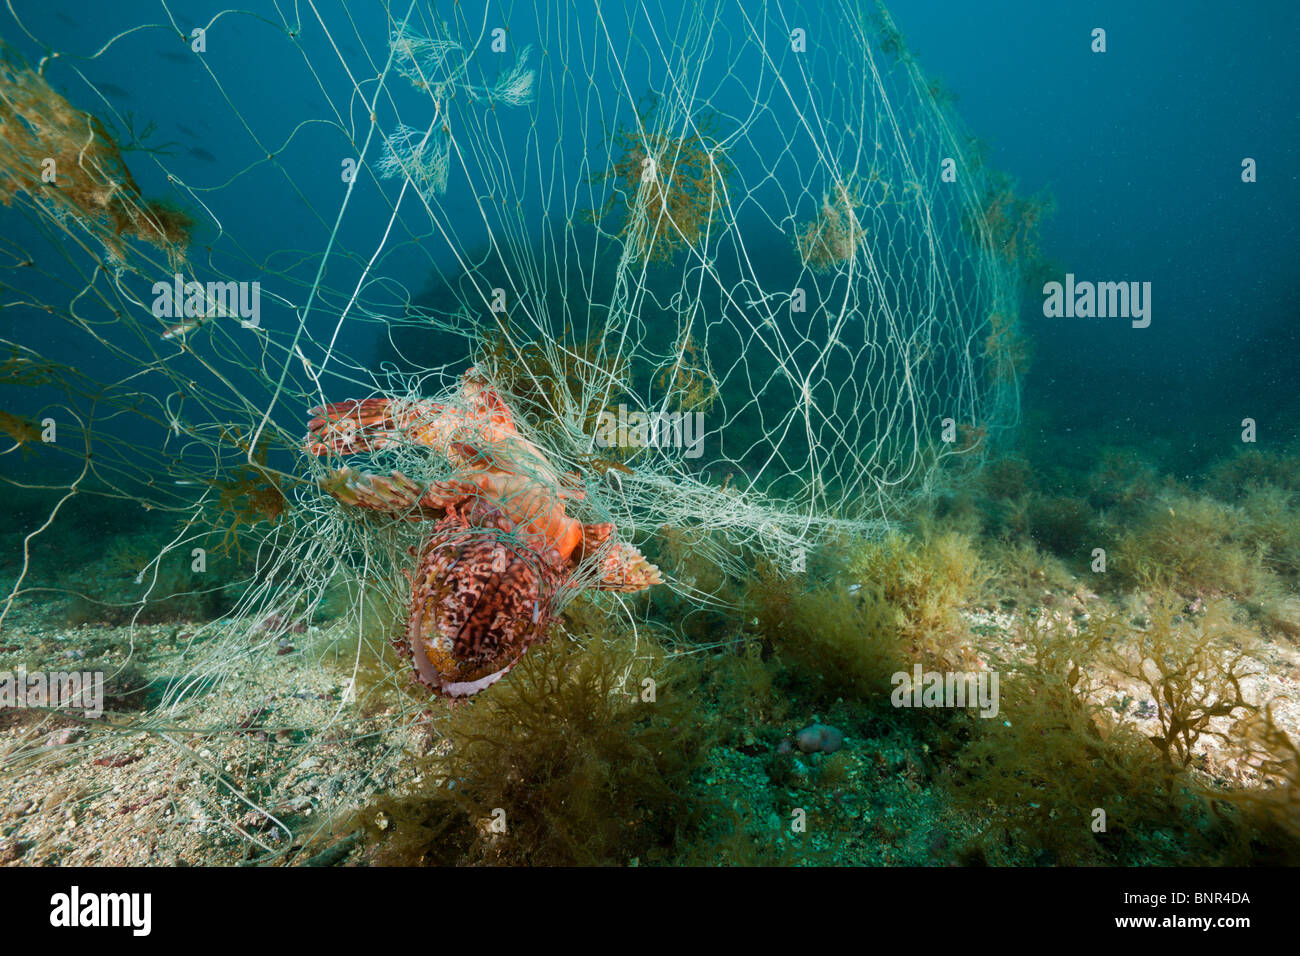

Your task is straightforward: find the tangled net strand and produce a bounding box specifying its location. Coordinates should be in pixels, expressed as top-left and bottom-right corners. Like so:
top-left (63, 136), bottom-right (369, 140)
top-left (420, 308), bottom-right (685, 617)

top-left (0, 0), bottom-right (1027, 859)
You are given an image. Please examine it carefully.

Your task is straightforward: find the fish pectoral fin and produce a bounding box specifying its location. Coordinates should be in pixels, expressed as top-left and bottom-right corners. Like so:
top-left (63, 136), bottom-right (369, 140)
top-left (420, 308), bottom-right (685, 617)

top-left (583, 537), bottom-right (663, 592)
top-left (578, 522), bottom-right (614, 557)
top-left (306, 397), bottom-right (400, 455)
top-left (321, 467), bottom-right (446, 519)
top-left (417, 475), bottom-right (482, 511)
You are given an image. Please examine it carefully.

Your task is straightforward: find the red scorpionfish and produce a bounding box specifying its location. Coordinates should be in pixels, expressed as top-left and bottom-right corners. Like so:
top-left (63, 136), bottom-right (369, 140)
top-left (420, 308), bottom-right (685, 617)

top-left (305, 368), bottom-right (661, 698)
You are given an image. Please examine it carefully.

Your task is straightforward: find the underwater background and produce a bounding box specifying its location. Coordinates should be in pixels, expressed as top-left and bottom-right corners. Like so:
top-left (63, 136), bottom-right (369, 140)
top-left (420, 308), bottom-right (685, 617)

top-left (0, 0), bottom-right (1298, 867)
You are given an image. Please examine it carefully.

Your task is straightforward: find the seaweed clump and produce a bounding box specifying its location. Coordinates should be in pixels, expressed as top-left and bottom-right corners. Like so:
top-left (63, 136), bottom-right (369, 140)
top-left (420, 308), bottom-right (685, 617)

top-left (848, 531), bottom-right (987, 669)
top-left (0, 408), bottom-right (42, 450)
top-left (1107, 595), bottom-right (1258, 769)
top-left (1206, 449), bottom-right (1300, 501)
top-left (360, 620), bottom-right (713, 866)
top-left (1214, 705), bottom-right (1300, 862)
top-left (983, 310), bottom-right (1030, 384)
top-left (944, 607), bottom-right (1193, 864)
top-left (1112, 493), bottom-right (1267, 597)
top-left (1024, 494), bottom-right (1096, 560)
top-left (203, 433), bottom-right (291, 558)
top-left (963, 169), bottom-right (1053, 271)
top-left (746, 560), bottom-right (905, 706)
top-left (477, 327), bottom-right (631, 440)
top-left (593, 100), bottom-right (731, 264)
top-left (1085, 447), bottom-right (1161, 514)
top-left (64, 528), bottom-right (235, 625)
top-left (0, 48), bottom-right (194, 257)
top-left (985, 472), bottom-right (1036, 516)
top-left (133, 198), bottom-right (197, 248)
top-left (795, 180), bottom-right (864, 273)
top-left (743, 531), bottom-right (986, 703)
top-left (654, 333), bottom-right (719, 414)
top-left (946, 591), bottom-right (1300, 865)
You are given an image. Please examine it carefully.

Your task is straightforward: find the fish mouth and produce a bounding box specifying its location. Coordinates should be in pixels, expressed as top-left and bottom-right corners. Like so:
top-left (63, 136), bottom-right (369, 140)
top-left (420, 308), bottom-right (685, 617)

top-left (432, 666), bottom-right (514, 698)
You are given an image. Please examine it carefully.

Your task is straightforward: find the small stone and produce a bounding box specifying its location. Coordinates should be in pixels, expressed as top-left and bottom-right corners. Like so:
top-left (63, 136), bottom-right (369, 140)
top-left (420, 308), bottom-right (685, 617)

top-left (794, 723), bottom-right (844, 754)
top-left (45, 727), bottom-right (82, 748)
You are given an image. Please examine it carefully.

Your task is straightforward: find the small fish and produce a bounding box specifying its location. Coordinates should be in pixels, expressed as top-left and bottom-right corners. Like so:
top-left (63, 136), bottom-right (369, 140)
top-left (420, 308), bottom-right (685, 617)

top-left (95, 81), bottom-right (132, 100)
top-left (158, 50), bottom-right (194, 65)
top-left (176, 123), bottom-right (199, 138)
top-left (187, 146), bottom-right (217, 163)
top-left (160, 318), bottom-right (203, 341)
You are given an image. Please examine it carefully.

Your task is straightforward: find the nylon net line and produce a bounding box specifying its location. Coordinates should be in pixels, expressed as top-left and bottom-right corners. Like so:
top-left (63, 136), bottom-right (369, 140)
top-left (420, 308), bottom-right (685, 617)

top-left (0, 0), bottom-right (1023, 858)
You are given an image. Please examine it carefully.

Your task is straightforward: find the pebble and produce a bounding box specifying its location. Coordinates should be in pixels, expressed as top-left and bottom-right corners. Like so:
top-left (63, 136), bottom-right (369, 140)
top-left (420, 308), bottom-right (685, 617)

top-left (794, 723), bottom-right (844, 754)
top-left (45, 728), bottom-right (82, 748)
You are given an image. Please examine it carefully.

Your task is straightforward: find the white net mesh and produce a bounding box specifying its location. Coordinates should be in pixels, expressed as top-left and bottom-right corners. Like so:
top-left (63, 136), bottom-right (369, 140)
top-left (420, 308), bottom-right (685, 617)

top-left (0, 0), bottom-right (1025, 859)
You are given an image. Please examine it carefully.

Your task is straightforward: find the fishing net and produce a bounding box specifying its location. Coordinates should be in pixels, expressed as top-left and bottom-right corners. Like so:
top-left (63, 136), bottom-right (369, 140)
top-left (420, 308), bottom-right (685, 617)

top-left (0, 0), bottom-right (1026, 861)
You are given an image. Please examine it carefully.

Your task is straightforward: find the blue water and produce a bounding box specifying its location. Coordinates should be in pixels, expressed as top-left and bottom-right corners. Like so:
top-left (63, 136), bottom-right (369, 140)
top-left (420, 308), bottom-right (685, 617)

top-left (888, 0), bottom-right (1300, 460)
top-left (2, 0), bottom-right (1297, 474)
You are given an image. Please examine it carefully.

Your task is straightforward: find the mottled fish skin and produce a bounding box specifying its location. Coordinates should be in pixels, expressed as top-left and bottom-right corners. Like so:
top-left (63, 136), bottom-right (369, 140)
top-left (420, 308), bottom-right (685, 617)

top-left (399, 508), bottom-right (560, 697)
top-left (307, 368), bottom-right (662, 698)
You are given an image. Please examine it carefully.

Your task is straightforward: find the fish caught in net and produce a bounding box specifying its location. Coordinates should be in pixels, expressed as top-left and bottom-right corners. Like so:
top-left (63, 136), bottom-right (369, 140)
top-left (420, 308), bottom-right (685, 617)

top-left (0, 0), bottom-right (1033, 861)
